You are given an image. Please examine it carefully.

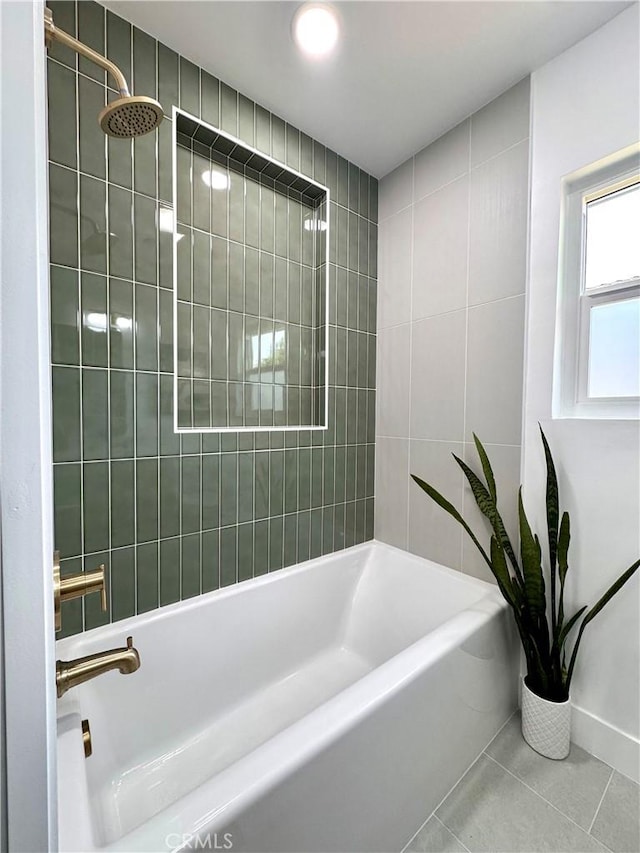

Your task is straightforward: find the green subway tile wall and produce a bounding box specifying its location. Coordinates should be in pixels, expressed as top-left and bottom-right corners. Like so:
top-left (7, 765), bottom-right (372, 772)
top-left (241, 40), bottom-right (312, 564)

top-left (174, 123), bottom-right (328, 429)
top-left (48, 0), bottom-right (378, 636)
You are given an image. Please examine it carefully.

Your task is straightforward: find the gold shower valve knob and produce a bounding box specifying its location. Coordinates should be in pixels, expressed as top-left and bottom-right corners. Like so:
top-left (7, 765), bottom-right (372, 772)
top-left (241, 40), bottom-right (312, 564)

top-left (53, 551), bottom-right (107, 632)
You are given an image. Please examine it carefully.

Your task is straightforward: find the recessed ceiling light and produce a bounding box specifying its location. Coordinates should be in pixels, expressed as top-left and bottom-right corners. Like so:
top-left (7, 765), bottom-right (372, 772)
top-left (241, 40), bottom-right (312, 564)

top-left (292, 3), bottom-right (339, 58)
top-left (201, 168), bottom-right (230, 191)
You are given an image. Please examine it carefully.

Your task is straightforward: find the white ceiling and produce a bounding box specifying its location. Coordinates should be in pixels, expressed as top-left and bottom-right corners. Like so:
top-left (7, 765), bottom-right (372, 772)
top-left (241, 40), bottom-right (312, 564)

top-left (102, 1), bottom-right (632, 177)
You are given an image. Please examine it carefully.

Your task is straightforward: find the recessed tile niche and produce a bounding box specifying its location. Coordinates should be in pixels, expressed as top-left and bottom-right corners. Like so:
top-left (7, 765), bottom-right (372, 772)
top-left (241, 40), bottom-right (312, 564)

top-left (173, 109), bottom-right (329, 431)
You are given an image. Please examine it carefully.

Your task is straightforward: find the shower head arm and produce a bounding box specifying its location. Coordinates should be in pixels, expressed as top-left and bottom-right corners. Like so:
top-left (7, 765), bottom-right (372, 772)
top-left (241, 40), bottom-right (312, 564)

top-left (44, 8), bottom-right (130, 97)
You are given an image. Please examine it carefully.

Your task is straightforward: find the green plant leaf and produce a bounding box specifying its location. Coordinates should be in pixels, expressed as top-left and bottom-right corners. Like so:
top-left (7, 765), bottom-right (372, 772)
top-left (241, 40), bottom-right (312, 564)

top-left (557, 512), bottom-right (570, 587)
top-left (410, 474), bottom-right (491, 568)
top-left (556, 511), bottom-right (571, 632)
top-left (490, 536), bottom-right (517, 608)
top-left (518, 488), bottom-right (546, 617)
top-left (540, 426), bottom-right (560, 639)
top-left (566, 559), bottom-right (640, 689)
top-left (453, 453), bottom-right (522, 584)
top-left (473, 433), bottom-right (496, 502)
top-left (540, 426), bottom-right (560, 572)
top-left (558, 605), bottom-right (587, 651)
top-left (453, 455), bottom-right (495, 518)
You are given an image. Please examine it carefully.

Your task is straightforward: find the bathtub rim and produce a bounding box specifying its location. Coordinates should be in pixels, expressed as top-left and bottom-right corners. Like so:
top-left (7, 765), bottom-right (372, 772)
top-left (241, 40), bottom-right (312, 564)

top-left (56, 540), bottom-right (498, 659)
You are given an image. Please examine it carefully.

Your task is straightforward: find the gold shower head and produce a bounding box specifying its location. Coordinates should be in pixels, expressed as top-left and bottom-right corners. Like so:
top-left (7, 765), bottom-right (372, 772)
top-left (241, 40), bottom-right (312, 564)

top-left (99, 96), bottom-right (164, 138)
top-left (45, 7), bottom-right (164, 139)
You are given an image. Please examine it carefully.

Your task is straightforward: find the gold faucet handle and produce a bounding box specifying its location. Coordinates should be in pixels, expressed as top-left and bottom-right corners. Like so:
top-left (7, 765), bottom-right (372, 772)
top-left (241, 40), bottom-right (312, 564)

top-left (54, 553), bottom-right (107, 632)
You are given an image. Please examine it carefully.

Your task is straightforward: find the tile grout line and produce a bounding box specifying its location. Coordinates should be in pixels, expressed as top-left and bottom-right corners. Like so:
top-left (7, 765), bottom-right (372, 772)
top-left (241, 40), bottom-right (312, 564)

top-left (403, 747), bottom-right (491, 851)
top-left (587, 767), bottom-right (614, 835)
top-left (433, 813), bottom-right (471, 853)
top-left (131, 17), bottom-right (141, 619)
top-left (51, 261), bottom-right (378, 341)
top-left (460, 119), bottom-right (472, 573)
top-left (379, 132), bottom-right (530, 227)
top-left (375, 433), bottom-right (521, 449)
top-left (404, 155), bottom-right (416, 549)
top-left (402, 713), bottom-right (516, 852)
top-left (102, 4), bottom-right (114, 627)
top-left (376, 290), bottom-right (527, 333)
top-left (74, 23), bottom-right (86, 630)
top-left (483, 752), bottom-right (615, 846)
top-left (53, 498), bottom-right (371, 563)
top-left (156, 36), bottom-right (166, 611)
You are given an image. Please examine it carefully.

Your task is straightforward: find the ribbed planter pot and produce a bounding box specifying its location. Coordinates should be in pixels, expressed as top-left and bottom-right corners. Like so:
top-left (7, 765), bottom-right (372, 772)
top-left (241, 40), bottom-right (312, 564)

top-left (521, 677), bottom-right (571, 759)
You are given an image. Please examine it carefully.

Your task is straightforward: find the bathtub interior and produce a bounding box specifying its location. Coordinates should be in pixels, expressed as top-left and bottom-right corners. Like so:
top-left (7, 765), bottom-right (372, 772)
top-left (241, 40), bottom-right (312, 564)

top-left (345, 545), bottom-right (493, 665)
top-left (57, 542), bottom-right (496, 846)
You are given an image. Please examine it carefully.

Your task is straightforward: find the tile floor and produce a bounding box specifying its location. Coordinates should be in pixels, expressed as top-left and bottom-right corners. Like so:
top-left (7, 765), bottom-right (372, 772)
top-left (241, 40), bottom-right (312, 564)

top-left (404, 714), bottom-right (640, 853)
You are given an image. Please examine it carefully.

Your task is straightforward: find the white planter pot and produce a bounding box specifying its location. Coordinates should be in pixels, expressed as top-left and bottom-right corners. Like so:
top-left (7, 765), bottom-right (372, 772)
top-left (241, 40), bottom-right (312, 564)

top-left (521, 677), bottom-right (571, 759)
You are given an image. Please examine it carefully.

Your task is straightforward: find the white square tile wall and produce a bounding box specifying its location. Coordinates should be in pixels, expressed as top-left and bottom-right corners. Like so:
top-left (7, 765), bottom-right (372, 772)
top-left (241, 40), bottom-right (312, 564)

top-left (375, 77), bottom-right (530, 572)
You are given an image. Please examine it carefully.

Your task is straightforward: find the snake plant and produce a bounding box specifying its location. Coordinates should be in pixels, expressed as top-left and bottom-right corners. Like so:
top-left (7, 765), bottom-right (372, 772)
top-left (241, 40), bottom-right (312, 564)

top-left (411, 427), bottom-right (639, 702)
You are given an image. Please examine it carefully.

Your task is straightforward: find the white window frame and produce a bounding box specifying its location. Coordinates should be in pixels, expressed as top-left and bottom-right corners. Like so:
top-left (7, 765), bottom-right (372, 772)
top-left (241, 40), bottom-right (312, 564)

top-left (555, 144), bottom-right (640, 419)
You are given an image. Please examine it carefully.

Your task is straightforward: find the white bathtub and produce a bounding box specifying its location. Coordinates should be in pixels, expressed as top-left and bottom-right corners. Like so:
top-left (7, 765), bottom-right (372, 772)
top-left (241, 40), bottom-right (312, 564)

top-left (56, 541), bottom-right (517, 853)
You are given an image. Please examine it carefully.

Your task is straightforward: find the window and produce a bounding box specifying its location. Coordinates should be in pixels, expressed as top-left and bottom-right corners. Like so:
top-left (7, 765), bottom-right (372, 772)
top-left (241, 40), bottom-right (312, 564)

top-left (556, 148), bottom-right (640, 418)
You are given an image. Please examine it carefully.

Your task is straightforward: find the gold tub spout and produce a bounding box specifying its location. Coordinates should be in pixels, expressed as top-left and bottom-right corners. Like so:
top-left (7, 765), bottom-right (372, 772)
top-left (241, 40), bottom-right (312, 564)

top-left (56, 636), bottom-right (140, 698)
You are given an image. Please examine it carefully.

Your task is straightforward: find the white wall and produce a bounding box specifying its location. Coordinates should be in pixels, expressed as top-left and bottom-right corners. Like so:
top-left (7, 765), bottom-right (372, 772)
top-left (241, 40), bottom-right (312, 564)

top-left (376, 79), bottom-right (530, 582)
top-left (0, 0), bottom-right (58, 847)
top-left (525, 5), bottom-right (640, 781)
